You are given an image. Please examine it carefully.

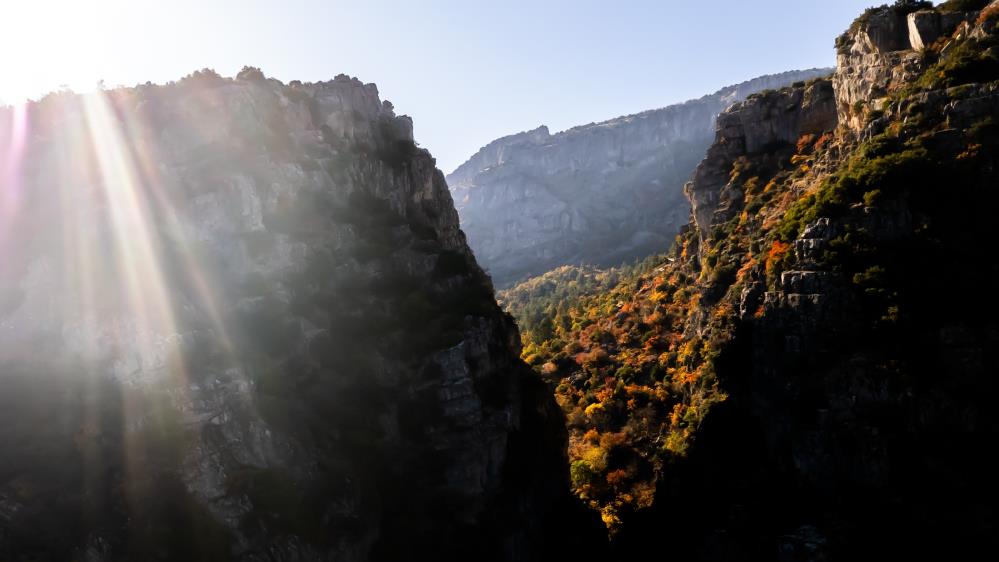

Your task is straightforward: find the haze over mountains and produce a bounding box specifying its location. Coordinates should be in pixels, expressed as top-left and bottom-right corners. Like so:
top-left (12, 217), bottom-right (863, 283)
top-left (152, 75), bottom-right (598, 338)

top-left (447, 69), bottom-right (830, 287)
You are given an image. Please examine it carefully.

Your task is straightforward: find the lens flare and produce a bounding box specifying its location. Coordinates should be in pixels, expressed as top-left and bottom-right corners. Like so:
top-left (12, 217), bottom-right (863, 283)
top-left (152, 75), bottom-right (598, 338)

top-left (1, 103), bottom-right (28, 234)
top-left (1, 86), bottom-right (269, 512)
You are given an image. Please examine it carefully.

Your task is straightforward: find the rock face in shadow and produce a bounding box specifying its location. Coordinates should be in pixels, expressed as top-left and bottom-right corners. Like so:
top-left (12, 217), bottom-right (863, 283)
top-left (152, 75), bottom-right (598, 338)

top-left (448, 69), bottom-right (831, 287)
top-left (0, 71), bottom-right (604, 561)
top-left (611, 5), bottom-right (999, 560)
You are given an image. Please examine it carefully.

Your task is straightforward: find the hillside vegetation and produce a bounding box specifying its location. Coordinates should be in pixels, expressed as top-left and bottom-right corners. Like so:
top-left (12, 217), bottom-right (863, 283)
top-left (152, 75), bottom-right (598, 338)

top-left (505, 4), bottom-right (999, 555)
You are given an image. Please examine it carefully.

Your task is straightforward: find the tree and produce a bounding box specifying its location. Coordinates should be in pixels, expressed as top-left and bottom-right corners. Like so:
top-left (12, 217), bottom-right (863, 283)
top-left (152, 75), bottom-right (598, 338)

top-left (534, 316), bottom-right (556, 343)
top-left (237, 66), bottom-right (266, 82)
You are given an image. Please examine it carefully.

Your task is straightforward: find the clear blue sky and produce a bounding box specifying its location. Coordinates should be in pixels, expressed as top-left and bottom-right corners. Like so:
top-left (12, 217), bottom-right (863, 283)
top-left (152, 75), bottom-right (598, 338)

top-left (1, 0), bottom-right (880, 173)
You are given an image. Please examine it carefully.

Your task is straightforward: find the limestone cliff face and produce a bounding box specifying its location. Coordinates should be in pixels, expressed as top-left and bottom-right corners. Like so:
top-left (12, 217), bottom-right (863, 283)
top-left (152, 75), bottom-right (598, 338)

top-left (0, 71), bottom-right (601, 561)
top-left (832, 2), bottom-right (980, 133)
top-left (612, 5), bottom-right (999, 559)
top-left (447, 69), bottom-right (831, 287)
top-left (686, 79), bottom-right (837, 240)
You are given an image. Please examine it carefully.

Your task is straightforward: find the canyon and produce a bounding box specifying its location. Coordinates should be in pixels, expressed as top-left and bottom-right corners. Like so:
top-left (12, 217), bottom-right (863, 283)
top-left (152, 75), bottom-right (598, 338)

top-left (1, 1), bottom-right (998, 560)
top-left (513, 1), bottom-right (999, 558)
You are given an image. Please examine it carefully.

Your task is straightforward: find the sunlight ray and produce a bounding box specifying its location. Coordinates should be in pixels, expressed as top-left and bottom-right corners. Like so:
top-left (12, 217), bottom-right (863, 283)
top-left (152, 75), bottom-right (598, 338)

top-left (1, 103), bottom-right (28, 236)
top-left (115, 98), bottom-right (239, 360)
top-left (81, 92), bottom-right (186, 385)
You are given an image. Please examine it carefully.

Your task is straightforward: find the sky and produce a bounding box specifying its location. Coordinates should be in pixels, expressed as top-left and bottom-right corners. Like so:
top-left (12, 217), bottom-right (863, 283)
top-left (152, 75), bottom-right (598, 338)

top-left (1, 0), bottom-right (879, 173)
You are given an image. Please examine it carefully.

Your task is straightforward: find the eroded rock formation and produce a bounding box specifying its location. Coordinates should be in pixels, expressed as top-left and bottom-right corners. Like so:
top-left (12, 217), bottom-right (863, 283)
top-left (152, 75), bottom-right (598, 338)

top-left (833, 2), bottom-right (979, 132)
top-left (686, 79), bottom-right (837, 240)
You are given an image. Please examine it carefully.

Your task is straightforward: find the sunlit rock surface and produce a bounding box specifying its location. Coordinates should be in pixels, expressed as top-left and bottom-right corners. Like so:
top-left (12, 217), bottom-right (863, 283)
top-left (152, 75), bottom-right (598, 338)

top-left (0, 70), bottom-right (602, 561)
top-left (832, 3), bottom-right (977, 133)
top-left (686, 79), bottom-right (837, 240)
top-left (447, 69), bottom-right (831, 287)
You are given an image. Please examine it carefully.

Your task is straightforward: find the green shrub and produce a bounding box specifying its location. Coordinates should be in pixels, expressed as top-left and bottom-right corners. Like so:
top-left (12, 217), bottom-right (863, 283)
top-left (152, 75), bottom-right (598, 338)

top-left (236, 66), bottom-right (267, 82)
top-left (433, 250), bottom-right (471, 278)
top-left (571, 459), bottom-right (596, 488)
top-left (745, 197), bottom-right (765, 215)
top-left (377, 139), bottom-right (420, 170)
top-left (614, 365), bottom-right (636, 382)
top-left (777, 136), bottom-right (931, 240)
top-left (863, 189), bottom-right (884, 206)
top-left (837, 2), bottom-right (934, 55)
top-left (904, 34), bottom-right (999, 95)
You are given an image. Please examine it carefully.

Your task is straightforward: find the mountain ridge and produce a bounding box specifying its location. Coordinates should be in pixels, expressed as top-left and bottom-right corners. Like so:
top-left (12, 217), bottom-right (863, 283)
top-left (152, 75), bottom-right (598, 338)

top-left (447, 68), bottom-right (832, 287)
top-left (449, 68), bottom-right (834, 180)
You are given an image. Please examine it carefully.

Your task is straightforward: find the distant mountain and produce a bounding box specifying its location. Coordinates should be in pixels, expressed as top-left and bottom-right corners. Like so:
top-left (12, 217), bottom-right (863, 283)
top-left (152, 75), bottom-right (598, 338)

top-left (447, 68), bottom-right (831, 287)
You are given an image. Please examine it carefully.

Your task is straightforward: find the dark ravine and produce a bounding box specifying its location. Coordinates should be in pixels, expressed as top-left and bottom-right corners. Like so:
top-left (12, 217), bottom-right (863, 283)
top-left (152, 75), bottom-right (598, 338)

top-left (0, 70), bottom-right (604, 561)
top-left (448, 69), bottom-right (831, 287)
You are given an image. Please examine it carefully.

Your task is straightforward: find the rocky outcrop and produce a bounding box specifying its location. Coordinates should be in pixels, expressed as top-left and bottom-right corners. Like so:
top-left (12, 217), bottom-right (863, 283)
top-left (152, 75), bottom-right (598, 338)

top-left (833, 3), bottom-right (979, 132)
top-left (448, 69), bottom-right (831, 287)
top-left (0, 70), bottom-right (602, 561)
top-left (685, 79), bottom-right (837, 240)
top-left (833, 6), bottom-right (925, 132)
top-left (907, 9), bottom-right (975, 50)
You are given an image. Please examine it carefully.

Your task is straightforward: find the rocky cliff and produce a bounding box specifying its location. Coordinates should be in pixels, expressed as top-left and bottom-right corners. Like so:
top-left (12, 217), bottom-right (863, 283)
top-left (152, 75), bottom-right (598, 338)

top-left (686, 79), bottom-right (838, 240)
top-left (520, 2), bottom-right (999, 558)
top-left (447, 69), bottom-right (831, 287)
top-left (833, 0), bottom-right (982, 132)
top-left (0, 69), bottom-right (603, 561)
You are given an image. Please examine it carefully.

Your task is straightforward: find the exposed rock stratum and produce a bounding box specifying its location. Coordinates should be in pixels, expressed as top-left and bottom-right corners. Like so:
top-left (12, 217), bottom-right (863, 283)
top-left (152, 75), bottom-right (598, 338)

top-left (448, 69), bottom-right (831, 287)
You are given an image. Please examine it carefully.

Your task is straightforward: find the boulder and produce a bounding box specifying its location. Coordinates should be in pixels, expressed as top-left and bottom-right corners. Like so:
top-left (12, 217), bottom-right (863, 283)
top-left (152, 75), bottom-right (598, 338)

top-left (908, 9), bottom-right (977, 50)
top-left (908, 10), bottom-right (942, 50)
